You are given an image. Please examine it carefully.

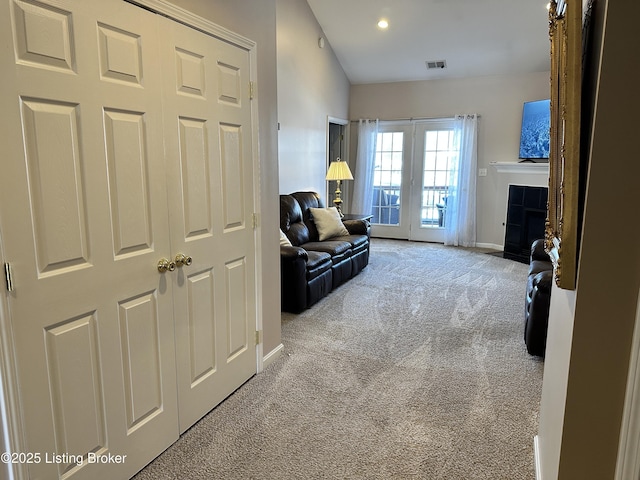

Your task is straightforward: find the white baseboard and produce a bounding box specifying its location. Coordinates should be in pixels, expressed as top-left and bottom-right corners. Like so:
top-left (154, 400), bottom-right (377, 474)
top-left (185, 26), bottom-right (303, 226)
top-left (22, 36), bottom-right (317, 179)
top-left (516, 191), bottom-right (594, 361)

top-left (262, 343), bottom-right (284, 369)
top-left (476, 242), bottom-right (503, 251)
top-left (534, 435), bottom-right (543, 480)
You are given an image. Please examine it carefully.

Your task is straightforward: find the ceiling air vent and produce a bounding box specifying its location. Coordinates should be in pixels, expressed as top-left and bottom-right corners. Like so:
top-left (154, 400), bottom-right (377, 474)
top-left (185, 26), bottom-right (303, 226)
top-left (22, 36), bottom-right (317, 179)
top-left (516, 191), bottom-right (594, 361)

top-left (426, 60), bottom-right (447, 70)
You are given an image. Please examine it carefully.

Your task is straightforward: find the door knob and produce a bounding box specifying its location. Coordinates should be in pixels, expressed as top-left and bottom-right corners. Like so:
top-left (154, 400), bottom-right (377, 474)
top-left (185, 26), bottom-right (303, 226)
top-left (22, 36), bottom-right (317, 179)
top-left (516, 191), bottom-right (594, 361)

top-left (175, 253), bottom-right (193, 267)
top-left (157, 258), bottom-right (176, 273)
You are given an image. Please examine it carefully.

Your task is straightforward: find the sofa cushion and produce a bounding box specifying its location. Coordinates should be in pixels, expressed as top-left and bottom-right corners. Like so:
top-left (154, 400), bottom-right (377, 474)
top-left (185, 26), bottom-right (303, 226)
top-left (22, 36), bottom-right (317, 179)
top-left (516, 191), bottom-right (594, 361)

top-left (333, 233), bottom-right (368, 250)
top-left (292, 191), bottom-right (323, 212)
top-left (291, 191), bottom-right (323, 241)
top-left (280, 194), bottom-right (310, 246)
top-left (306, 250), bottom-right (332, 280)
top-left (527, 258), bottom-right (554, 303)
top-left (530, 239), bottom-right (550, 262)
top-left (529, 259), bottom-right (553, 277)
top-left (310, 207), bottom-right (349, 241)
top-left (302, 239), bottom-right (351, 255)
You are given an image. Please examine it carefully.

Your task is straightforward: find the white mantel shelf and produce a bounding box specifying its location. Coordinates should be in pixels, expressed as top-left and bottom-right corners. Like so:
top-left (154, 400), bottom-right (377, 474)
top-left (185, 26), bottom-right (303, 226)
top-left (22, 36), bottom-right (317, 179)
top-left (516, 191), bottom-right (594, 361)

top-left (490, 162), bottom-right (549, 174)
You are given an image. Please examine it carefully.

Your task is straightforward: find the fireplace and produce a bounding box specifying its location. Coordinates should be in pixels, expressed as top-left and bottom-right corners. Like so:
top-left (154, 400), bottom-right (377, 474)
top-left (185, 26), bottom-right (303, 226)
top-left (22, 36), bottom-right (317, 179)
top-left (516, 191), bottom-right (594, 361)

top-left (503, 185), bottom-right (548, 263)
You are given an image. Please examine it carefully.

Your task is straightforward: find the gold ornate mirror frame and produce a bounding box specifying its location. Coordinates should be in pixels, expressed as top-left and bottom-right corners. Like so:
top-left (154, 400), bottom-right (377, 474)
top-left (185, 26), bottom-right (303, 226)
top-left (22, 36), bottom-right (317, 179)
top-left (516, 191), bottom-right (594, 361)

top-left (546, 0), bottom-right (581, 290)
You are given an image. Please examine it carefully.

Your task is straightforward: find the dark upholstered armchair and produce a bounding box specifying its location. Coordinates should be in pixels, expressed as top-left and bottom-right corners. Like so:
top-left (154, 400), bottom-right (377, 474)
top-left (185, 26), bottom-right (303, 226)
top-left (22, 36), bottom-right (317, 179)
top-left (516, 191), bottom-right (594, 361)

top-left (524, 239), bottom-right (553, 357)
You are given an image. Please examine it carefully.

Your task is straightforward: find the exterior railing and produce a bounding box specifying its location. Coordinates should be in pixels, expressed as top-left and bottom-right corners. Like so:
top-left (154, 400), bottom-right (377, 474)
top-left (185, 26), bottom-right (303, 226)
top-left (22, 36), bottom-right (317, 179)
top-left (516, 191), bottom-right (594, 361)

top-left (372, 186), bottom-right (449, 227)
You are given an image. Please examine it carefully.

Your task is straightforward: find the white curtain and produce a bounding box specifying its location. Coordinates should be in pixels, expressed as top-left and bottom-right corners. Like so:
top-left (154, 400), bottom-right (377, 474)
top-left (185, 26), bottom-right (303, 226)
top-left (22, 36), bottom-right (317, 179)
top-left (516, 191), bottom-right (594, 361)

top-left (444, 114), bottom-right (478, 247)
top-left (351, 119), bottom-right (379, 215)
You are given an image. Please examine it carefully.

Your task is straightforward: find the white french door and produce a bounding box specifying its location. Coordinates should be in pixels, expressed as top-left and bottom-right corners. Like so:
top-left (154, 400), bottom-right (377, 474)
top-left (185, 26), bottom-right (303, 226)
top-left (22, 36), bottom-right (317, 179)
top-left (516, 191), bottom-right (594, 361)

top-left (370, 120), bottom-right (458, 242)
top-left (0, 1), bottom-right (257, 478)
top-left (370, 124), bottom-right (413, 239)
top-left (409, 120), bottom-right (458, 243)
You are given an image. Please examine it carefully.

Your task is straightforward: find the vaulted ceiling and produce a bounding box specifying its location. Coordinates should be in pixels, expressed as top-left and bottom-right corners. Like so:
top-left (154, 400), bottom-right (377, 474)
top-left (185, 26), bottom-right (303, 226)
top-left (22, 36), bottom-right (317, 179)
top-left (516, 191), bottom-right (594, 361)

top-left (306, 0), bottom-right (551, 85)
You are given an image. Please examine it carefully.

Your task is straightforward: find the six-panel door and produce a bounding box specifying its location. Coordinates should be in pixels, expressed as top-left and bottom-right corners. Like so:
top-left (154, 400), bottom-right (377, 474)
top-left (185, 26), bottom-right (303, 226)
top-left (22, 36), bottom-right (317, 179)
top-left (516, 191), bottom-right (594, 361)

top-left (0, 0), bottom-right (257, 478)
top-left (158, 15), bottom-right (257, 434)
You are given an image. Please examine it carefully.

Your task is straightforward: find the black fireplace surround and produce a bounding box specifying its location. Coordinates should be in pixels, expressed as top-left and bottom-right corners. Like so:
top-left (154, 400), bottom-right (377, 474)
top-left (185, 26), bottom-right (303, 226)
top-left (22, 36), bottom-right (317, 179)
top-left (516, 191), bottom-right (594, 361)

top-left (503, 185), bottom-right (548, 263)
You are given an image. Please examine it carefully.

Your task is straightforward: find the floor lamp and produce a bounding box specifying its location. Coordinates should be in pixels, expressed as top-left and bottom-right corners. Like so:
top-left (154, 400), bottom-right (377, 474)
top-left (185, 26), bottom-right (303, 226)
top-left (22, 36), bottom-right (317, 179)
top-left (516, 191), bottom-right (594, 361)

top-left (325, 157), bottom-right (353, 217)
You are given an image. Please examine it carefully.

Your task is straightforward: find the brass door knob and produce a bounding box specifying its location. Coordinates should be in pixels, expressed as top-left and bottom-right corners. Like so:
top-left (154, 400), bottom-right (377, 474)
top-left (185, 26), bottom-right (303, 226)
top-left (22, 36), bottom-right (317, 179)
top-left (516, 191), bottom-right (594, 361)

top-left (157, 258), bottom-right (176, 273)
top-left (175, 253), bottom-right (193, 267)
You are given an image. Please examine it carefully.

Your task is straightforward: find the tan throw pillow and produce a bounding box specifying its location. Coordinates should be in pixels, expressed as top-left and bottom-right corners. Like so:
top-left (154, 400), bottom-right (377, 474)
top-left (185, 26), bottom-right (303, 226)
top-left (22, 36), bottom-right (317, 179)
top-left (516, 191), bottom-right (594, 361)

top-left (279, 229), bottom-right (292, 246)
top-left (310, 207), bottom-right (349, 241)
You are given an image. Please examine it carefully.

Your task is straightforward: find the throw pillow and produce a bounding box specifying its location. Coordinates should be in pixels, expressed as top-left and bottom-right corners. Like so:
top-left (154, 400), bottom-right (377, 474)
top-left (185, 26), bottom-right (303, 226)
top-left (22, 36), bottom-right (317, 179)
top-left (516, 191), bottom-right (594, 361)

top-left (310, 207), bottom-right (349, 241)
top-left (279, 229), bottom-right (292, 246)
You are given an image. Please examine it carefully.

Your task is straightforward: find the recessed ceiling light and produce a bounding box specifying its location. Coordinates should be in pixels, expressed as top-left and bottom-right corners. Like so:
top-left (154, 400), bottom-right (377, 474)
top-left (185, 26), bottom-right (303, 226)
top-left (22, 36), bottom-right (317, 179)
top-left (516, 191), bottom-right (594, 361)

top-left (377, 19), bottom-right (389, 29)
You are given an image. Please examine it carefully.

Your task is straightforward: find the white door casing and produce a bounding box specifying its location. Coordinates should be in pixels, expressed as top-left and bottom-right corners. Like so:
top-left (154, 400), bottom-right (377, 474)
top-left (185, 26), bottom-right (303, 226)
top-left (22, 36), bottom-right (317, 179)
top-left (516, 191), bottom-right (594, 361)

top-left (0, 0), bottom-right (259, 478)
top-left (615, 288), bottom-right (640, 480)
top-left (326, 116), bottom-right (348, 210)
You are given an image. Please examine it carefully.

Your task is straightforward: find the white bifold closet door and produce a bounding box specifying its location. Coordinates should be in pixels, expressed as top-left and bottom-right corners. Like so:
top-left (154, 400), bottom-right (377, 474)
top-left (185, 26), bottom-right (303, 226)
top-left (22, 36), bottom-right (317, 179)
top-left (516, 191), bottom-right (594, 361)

top-left (158, 14), bottom-right (257, 434)
top-left (0, 1), bottom-right (257, 479)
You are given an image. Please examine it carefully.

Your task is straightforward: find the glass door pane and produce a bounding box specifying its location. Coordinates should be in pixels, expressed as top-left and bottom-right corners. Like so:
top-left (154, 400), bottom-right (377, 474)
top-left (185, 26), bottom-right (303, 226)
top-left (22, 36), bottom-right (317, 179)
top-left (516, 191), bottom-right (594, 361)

top-left (372, 131), bottom-right (402, 225)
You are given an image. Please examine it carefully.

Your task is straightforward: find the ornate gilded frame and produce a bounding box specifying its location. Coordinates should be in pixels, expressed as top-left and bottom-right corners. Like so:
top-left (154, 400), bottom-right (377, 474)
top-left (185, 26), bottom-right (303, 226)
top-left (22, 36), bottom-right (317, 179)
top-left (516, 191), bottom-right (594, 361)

top-left (546, 0), bottom-right (581, 290)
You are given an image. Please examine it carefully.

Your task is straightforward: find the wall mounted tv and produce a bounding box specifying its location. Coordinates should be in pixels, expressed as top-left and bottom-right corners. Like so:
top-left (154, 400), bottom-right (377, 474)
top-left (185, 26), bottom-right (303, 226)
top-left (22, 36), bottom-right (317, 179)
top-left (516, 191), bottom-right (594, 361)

top-left (518, 99), bottom-right (551, 162)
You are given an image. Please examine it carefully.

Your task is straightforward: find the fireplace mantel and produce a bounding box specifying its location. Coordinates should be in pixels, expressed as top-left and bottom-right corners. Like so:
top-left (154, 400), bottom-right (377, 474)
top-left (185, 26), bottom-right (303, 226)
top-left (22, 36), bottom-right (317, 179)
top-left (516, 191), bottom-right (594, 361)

top-left (490, 162), bottom-right (549, 175)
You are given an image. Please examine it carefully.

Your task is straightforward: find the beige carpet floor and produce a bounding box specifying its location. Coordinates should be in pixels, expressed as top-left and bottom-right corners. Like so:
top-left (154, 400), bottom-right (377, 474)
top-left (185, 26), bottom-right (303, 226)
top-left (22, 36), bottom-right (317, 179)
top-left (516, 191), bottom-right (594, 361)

top-left (134, 239), bottom-right (544, 479)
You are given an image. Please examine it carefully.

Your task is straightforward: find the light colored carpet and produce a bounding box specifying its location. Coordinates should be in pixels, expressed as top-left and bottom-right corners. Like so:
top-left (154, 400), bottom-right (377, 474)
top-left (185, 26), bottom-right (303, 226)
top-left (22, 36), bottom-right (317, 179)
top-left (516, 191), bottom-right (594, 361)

top-left (134, 239), bottom-right (544, 480)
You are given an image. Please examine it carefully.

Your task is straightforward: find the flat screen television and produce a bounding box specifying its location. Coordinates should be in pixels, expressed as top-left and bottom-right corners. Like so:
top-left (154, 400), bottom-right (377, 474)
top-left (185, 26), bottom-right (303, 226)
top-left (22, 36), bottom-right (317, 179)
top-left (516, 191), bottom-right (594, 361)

top-left (518, 99), bottom-right (551, 161)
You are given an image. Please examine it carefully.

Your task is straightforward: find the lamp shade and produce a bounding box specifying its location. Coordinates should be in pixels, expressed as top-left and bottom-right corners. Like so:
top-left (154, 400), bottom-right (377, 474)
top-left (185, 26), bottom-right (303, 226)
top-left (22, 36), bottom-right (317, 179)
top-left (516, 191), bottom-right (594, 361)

top-left (325, 158), bottom-right (353, 181)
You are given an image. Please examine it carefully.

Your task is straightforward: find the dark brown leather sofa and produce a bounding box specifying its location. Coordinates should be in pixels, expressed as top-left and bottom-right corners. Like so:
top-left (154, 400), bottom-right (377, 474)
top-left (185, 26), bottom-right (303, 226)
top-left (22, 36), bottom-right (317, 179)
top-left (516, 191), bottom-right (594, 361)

top-left (280, 191), bottom-right (371, 313)
top-left (524, 239), bottom-right (553, 357)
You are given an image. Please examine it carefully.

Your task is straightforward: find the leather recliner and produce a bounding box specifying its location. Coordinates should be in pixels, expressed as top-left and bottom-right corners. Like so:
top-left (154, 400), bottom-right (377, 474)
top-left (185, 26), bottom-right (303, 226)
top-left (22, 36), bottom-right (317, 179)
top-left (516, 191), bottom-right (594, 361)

top-left (280, 191), bottom-right (370, 313)
top-left (524, 239), bottom-right (553, 357)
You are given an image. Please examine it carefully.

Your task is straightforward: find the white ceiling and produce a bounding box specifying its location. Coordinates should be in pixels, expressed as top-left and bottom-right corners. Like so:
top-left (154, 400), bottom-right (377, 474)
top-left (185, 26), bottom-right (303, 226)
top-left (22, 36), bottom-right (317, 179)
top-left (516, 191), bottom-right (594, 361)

top-left (306, 0), bottom-right (551, 85)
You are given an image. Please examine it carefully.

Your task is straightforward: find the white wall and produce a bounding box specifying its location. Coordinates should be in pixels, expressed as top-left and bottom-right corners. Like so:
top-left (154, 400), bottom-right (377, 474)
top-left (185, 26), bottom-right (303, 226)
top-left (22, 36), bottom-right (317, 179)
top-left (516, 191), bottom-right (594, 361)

top-left (165, 0), bottom-right (282, 356)
top-left (537, 286), bottom-right (576, 479)
top-left (350, 72), bottom-right (549, 247)
top-left (277, 0), bottom-right (350, 197)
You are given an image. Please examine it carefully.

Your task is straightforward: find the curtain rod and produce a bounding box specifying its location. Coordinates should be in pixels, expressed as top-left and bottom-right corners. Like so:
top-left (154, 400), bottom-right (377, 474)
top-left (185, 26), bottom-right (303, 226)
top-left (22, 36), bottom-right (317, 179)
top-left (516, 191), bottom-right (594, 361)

top-left (349, 114), bottom-right (482, 123)
top-left (349, 114), bottom-right (480, 123)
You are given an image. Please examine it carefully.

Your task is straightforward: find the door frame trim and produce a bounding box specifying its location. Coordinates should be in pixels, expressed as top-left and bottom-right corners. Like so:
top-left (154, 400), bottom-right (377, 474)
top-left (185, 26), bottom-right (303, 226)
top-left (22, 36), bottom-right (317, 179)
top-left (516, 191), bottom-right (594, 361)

top-left (615, 288), bottom-right (640, 479)
top-left (326, 116), bottom-right (349, 210)
top-left (128, 0), bottom-right (255, 50)
top-left (0, 232), bottom-right (20, 480)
